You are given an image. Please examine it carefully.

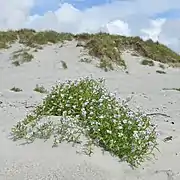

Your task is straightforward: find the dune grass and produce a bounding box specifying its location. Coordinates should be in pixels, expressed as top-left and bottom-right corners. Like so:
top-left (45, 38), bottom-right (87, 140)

top-left (0, 30), bottom-right (180, 70)
top-left (76, 33), bottom-right (126, 71)
top-left (163, 87), bottom-right (180, 91)
top-left (12, 49), bottom-right (34, 65)
top-left (61, 60), bottom-right (68, 69)
top-left (141, 59), bottom-right (155, 66)
top-left (10, 87), bottom-right (22, 92)
top-left (156, 70), bottom-right (166, 74)
top-left (11, 77), bottom-right (158, 168)
top-left (159, 63), bottom-right (165, 69)
top-left (34, 85), bottom-right (48, 94)
top-left (75, 33), bottom-right (180, 67)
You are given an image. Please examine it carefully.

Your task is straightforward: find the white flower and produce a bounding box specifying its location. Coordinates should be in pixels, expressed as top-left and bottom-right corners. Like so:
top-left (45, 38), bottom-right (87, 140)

top-left (123, 119), bottom-right (127, 124)
top-left (61, 94), bottom-right (65, 98)
top-left (81, 108), bottom-right (87, 116)
top-left (63, 111), bottom-right (67, 117)
top-left (118, 126), bottom-right (123, 130)
top-left (107, 130), bottom-right (112, 134)
top-left (89, 111), bottom-right (93, 115)
top-left (83, 101), bottom-right (89, 106)
top-left (133, 131), bottom-right (139, 139)
top-left (66, 104), bottom-right (70, 107)
top-left (76, 115), bottom-right (80, 119)
top-left (99, 98), bottom-right (104, 103)
top-left (99, 115), bottom-right (104, 119)
top-left (118, 132), bottom-right (123, 137)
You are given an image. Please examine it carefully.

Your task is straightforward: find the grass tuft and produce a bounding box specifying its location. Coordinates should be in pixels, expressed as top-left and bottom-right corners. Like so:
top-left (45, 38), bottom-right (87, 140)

top-left (10, 87), bottom-right (22, 92)
top-left (159, 63), bottom-right (165, 69)
top-left (156, 70), bottom-right (166, 74)
top-left (61, 61), bottom-right (68, 69)
top-left (11, 76), bottom-right (158, 167)
top-left (79, 57), bottom-right (92, 64)
top-left (163, 88), bottom-right (180, 92)
top-left (12, 49), bottom-right (34, 65)
top-left (141, 59), bottom-right (154, 66)
top-left (34, 85), bottom-right (48, 94)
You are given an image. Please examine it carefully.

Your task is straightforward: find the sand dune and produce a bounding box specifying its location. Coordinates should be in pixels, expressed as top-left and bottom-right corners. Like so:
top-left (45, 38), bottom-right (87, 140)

top-left (0, 40), bottom-right (180, 180)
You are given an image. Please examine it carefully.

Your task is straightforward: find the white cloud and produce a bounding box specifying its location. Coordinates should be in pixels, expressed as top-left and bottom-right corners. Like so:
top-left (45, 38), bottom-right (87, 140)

top-left (100, 20), bottom-right (131, 36)
top-left (0, 0), bottom-right (180, 52)
top-left (141, 18), bottom-right (166, 42)
top-left (0, 0), bottom-right (34, 30)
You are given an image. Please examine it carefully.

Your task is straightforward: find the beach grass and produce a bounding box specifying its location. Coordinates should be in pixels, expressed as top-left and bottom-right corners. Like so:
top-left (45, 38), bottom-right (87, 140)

top-left (0, 30), bottom-right (179, 70)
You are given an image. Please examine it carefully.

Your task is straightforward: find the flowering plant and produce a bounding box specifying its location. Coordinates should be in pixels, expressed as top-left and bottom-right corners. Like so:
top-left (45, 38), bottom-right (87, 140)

top-left (11, 76), bottom-right (158, 167)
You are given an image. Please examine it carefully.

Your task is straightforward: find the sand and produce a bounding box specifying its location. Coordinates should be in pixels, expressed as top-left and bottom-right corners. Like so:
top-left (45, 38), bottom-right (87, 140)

top-left (0, 40), bottom-right (180, 180)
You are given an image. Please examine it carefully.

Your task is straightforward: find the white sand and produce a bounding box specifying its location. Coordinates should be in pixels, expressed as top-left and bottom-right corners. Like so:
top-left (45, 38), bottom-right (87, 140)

top-left (0, 40), bottom-right (180, 180)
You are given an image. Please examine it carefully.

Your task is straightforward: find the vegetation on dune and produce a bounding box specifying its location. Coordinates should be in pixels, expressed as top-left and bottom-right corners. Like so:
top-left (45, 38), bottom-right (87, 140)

top-left (0, 29), bottom-right (180, 69)
top-left (141, 59), bottom-right (155, 66)
top-left (34, 85), bottom-right (48, 94)
top-left (156, 70), bottom-right (166, 74)
top-left (0, 29), bottom-right (73, 49)
top-left (61, 60), bottom-right (68, 69)
top-left (12, 48), bottom-right (34, 65)
top-left (0, 30), bottom-right (18, 49)
top-left (75, 33), bottom-right (180, 66)
top-left (11, 77), bottom-right (158, 168)
top-left (163, 87), bottom-right (180, 92)
top-left (10, 87), bottom-right (22, 92)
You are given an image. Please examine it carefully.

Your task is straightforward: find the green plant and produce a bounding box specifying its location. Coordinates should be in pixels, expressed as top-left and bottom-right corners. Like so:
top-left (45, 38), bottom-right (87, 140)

top-left (80, 57), bottom-right (92, 63)
top-left (141, 59), bottom-right (154, 66)
top-left (98, 57), bottom-right (114, 72)
top-left (156, 70), bottom-right (166, 74)
top-left (12, 61), bottom-right (20, 66)
top-left (11, 77), bottom-right (158, 167)
top-left (10, 87), bottom-right (22, 92)
top-left (0, 30), bottom-right (180, 67)
top-left (34, 85), bottom-right (48, 94)
top-left (174, 88), bottom-right (180, 91)
top-left (84, 35), bottom-right (126, 71)
top-left (0, 30), bottom-right (17, 49)
top-left (131, 52), bottom-right (139, 57)
top-left (163, 88), bottom-right (180, 92)
top-left (12, 49), bottom-right (34, 65)
top-left (61, 61), bottom-right (68, 69)
top-left (159, 63), bottom-right (165, 69)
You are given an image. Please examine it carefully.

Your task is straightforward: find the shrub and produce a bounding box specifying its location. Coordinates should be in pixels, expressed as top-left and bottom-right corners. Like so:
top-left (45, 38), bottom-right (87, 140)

top-left (34, 85), bottom-right (48, 94)
top-left (141, 59), bottom-right (154, 66)
top-left (11, 77), bottom-right (158, 167)
top-left (159, 63), bottom-right (165, 69)
top-left (12, 49), bottom-right (34, 65)
top-left (61, 61), bottom-right (68, 69)
top-left (163, 88), bottom-right (180, 92)
top-left (156, 70), bottom-right (166, 74)
top-left (10, 87), bottom-right (22, 92)
top-left (85, 36), bottom-right (126, 71)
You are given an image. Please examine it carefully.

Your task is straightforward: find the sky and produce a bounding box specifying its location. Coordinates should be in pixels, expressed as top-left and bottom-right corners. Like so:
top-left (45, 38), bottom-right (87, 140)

top-left (0, 0), bottom-right (180, 52)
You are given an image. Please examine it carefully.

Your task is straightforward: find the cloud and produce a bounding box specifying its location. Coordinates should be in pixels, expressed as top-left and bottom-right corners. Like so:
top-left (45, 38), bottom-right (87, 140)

top-left (0, 0), bottom-right (180, 52)
top-left (100, 20), bottom-right (131, 36)
top-left (0, 0), bottom-right (34, 30)
top-left (141, 18), bottom-right (166, 42)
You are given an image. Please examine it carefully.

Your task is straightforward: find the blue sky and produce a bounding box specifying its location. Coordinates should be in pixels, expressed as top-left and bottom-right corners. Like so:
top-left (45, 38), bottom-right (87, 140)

top-left (31, 0), bottom-right (109, 15)
top-left (31, 0), bottom-right (180, 20)
top-left (153, 8), bottom-right (180, 19)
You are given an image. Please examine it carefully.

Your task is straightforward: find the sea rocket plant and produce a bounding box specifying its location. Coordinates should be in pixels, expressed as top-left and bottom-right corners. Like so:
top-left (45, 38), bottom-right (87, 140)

top-left (11, 76), bottom-right (158, 167)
